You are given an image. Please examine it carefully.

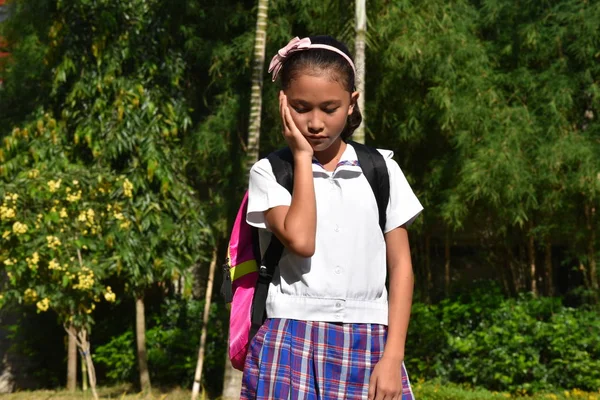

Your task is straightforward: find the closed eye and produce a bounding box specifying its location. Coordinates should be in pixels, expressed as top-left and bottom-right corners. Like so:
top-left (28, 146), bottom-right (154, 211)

top-left (292, 106), bottom-right (309, 114)
top-left (323, 108), bottom-right (339, 114)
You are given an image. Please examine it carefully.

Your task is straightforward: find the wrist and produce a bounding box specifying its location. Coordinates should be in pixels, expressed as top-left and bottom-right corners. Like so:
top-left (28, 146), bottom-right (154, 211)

top-left (381, 352), bottom-right (404, 364)
top-left (293, 152), bottom-right (313, 164)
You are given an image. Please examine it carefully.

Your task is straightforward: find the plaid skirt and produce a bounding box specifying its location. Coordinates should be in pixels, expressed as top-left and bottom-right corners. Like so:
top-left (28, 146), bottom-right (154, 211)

top-left (241, 318), bottom-right (414, 400)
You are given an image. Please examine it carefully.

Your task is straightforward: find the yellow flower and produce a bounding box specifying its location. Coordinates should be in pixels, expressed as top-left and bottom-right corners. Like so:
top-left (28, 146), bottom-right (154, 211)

top-left (120, 220), bottom-right (131, 230)
top-left (73, 267), bottom-right (95, 290)
top-left (3, 258), bottom-right (17, 266)
top-left (104, 286), bottom-right (116, 302)
top-left (66, 190), bottom-right (82, 202)
top-left (4, 192), bottom-right (18, 202)
top-left (73, 180), bottom-right (79, 186)
top-left (26, 252), bottom-right (40, 270)
top-left (48, 259), bottom-right (61, 270)
top-left (0, 205), bottom-right (16, 220)
top-left (77, 212), bottom-right (87, 222)
top-left (123, 179), bottom-right (133, 198)
top-left (59, 208), bottom-right (68, 218)
top-left (36, 298), bottom-right (50, 312)
top-left (47, 179), bottom-right (62, 193)
top-left (12, 221), bottom-right (28, 235)
top-left (24, 288), bottom-right (38, 303)
top-left (2, 231), bottom-right (10, 240)
top-left (46, 235), bottom-right (62, 249)
top-left (114, 212), bottom-right (124, 220)
top-left (28, 169), bottom-right (40, 179)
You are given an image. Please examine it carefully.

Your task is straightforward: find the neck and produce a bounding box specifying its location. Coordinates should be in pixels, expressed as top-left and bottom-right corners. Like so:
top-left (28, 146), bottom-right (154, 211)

top-left (314, 138), bottom-right (346, 170)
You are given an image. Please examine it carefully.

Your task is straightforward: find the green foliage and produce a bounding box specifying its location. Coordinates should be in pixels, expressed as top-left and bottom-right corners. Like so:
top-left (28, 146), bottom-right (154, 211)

top-left (93, 331), bottom-right (136, 382)
top-left (412, 380), bottom-right (599, 400)
top-left (0, 113), bottom-right (131, 329)
top-left (407, 289), bottom-right (600, 393)
top-left (94, 298), bottom-right (226, 394)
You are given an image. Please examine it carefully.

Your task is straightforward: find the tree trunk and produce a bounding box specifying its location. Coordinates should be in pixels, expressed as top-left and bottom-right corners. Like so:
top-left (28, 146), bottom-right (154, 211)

top-left (66, 324), bottom-right (77, 391)
top-left (80, 352), bottom-right (87, 392)
top-left (444, 231), bottom-right (450, 296)
top-left (545, 238), bottom-right (553, 296)
top-left (135, 296), bottom-right (151, 393)
top-left (353, 0), bottom-right (367, 144)
top-left (587, 205), bottom-right (598, 290)
top-left (221, 347), bottom-right (244, 400)
top-left (246, 0), bottom-right (270, 171)
top-left (192, 247), bottom-right (218, 400)
top-left (65, 326), bottom-right (98, 400)
top-left (425, 234), bottom-right (432, 303)
top-left (528, 230), bottom-right (537, 296)
top-left (223, 2), bottom-right (270, 398)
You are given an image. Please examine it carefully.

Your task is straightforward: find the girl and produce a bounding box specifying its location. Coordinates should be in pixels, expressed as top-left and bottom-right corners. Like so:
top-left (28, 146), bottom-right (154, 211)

top-left (243, 35), bottom-right (423, 400)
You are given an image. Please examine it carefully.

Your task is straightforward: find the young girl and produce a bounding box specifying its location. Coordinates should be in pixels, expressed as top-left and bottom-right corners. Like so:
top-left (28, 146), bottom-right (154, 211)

top-left (243, 35), bottom-right (423, 400)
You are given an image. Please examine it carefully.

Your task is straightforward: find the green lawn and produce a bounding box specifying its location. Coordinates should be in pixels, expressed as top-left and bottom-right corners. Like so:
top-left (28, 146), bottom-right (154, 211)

top-left (3, 382), bottom-right (599, 400)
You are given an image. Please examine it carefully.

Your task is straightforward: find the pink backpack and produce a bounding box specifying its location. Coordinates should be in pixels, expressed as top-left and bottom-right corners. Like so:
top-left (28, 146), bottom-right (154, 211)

top-left (220, 143), bottom-right (390, 370)
top-left (221, 192), bottom-right (260, 370)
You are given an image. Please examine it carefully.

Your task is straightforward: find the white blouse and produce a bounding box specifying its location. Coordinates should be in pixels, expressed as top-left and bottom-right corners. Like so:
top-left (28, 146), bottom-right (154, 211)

top-left (247, 144), bottom-right (423, 325)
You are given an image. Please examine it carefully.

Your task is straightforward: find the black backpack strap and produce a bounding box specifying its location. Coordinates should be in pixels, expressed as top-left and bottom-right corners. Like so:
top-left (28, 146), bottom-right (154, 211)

top-left (267, 147), bottom-right (294, 193)
top-left (249, 147), bottom-right (294, 338)
top-left (349, 141), bottom-right (390, 233)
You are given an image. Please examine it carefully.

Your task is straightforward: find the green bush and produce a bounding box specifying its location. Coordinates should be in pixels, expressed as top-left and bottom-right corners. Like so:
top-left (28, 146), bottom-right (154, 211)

top-left (93, 297), bottom-right (227, 394)
top-left (407, 286), bottom-right (600, 393)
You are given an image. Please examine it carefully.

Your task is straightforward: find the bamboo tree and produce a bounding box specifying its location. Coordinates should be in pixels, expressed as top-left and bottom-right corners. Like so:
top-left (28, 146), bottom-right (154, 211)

top-left (353, 0), bottom-right (367, 144)
top-left (246, 0), bottom-right (270, 170)
top-left (192, 247), bottom-right (218, 400)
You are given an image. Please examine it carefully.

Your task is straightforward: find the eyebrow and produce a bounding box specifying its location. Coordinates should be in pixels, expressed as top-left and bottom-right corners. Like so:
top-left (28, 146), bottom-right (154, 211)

top-left (290, 99), bottom-right (342, 107)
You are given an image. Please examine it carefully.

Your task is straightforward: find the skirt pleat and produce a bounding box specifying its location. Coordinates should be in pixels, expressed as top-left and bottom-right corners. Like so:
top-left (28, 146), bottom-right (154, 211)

top-left (241, 319), bottom-right (415, 400)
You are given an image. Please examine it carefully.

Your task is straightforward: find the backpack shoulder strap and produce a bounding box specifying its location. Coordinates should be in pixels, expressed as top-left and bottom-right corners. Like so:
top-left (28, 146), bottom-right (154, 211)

top-left (348, 141), bottom-right (390, 233)
top-left (267, 147), bottom-right (294, 193)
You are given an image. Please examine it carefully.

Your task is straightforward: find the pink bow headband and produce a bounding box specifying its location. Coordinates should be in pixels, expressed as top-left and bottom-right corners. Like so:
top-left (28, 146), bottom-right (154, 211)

top-left (268, 37), bottom-right (357, 82)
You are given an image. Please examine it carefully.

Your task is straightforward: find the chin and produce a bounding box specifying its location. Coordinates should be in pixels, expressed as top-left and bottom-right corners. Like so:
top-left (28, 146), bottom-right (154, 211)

top-left (311, 141), bottom-right (334, 153)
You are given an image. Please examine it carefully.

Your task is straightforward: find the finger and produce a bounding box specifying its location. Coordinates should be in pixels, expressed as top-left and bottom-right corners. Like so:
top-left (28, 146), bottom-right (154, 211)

top-left (280, 93), bottom-right (292, 136)
top-left (367, 376), bottom-right (376, 400)
top-left (282, 96), bottom-right (296, 136)
top-left (279, 92), bottom-right (286, 128)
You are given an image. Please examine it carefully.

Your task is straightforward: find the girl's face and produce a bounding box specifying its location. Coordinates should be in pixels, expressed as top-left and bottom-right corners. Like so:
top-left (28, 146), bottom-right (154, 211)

top-left (284, 72), bottom-right (358, 153)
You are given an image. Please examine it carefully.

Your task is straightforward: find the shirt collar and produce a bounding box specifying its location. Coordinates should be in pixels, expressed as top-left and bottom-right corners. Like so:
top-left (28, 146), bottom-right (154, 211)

top-left (311, 143), bottom-right (362, 174)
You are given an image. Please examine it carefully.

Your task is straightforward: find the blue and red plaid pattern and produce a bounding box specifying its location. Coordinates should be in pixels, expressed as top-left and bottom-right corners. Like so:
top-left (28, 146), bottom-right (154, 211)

top-left (241, 318), bottom-right (415, 400)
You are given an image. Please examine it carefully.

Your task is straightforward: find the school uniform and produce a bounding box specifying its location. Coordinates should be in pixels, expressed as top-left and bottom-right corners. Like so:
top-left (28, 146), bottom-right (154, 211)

top-left (242, 143), bottom-right (423, 400)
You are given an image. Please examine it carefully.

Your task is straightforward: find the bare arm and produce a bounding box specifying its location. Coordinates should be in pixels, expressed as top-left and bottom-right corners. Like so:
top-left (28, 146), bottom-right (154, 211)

top-left (263, 92), bottom-right (317, 258)
top-left (383, 225), bottom-right (414, 361)
top-left (368, 225), bottom-right (414, 400)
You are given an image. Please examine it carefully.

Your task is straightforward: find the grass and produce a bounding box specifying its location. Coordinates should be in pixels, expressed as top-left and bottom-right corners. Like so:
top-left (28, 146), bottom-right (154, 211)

top-left (413, 381), bottom-right (600, 400)
top-left (3, 382), bottom-right (600, 400)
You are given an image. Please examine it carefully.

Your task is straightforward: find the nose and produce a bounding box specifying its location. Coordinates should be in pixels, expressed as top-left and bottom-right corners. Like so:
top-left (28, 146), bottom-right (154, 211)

top-left (307, 111), bottom-right (324, 134)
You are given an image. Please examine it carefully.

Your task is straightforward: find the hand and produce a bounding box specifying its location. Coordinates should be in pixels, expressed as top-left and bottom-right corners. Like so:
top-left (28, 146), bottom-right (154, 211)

top-left (368, 356), bottom-right (404, 400)
top-left (279, 91), bottom-right (313, 157)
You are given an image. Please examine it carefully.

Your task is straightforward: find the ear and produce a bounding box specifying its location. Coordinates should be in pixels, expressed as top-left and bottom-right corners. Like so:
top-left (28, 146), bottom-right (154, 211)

top-left (348, 91), bottom-right (360, 116)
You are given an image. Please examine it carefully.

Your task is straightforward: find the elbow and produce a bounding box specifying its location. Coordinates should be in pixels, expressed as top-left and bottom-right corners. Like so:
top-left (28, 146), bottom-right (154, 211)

top-left (287, 237), bottom-right (315, 258)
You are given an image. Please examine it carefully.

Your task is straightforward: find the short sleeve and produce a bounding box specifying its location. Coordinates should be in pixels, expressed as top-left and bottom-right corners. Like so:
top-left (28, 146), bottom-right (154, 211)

top-left (246, 158), bottom-right (292, 229)
top-left (382, 153), bottom-right (423, 232)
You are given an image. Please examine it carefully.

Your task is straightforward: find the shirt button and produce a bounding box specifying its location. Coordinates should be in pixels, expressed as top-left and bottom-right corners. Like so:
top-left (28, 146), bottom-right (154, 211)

top-left (335, 302), bottom-right (342, 308)
top-left (335, 267), bottom-right (341, 274)
top-left (334, 225), bottom-right (340, 232)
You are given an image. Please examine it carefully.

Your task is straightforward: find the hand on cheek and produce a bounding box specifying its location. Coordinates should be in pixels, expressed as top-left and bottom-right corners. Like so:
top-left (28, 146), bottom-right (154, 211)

top-left (279, 91), bottom-right (313, 157)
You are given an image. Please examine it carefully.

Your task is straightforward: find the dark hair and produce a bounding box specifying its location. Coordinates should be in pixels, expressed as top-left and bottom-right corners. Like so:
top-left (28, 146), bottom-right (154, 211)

top-left (279, 35), bottom-right (362, 140)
